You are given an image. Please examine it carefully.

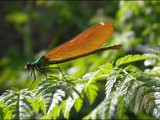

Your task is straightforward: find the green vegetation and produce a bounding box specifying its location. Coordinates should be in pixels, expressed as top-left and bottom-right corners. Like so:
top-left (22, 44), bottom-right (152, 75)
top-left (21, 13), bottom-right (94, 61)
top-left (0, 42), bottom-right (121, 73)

top-left (0, 1), bottom-right (160, 119)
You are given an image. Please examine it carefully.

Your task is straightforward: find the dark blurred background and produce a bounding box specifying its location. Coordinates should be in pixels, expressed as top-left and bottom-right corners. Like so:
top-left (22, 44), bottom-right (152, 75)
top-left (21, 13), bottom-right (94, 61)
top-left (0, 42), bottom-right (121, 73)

top-left (0, 1), bottom-right (159, 93)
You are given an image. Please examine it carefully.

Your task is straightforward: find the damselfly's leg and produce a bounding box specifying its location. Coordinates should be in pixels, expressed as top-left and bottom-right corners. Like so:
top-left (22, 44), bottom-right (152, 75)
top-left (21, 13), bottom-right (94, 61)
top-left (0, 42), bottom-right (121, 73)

top-left (57, 64), bottom-right (67, 81)
top-left (23, 67), bottom-right (34, 88)
top-left (29, 67), bottom-right (37, 89)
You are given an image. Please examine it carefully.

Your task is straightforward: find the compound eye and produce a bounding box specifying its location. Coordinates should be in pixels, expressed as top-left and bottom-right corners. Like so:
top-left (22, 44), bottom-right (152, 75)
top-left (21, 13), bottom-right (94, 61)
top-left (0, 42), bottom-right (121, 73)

top-left (25, 62), bottom-right (32, 71)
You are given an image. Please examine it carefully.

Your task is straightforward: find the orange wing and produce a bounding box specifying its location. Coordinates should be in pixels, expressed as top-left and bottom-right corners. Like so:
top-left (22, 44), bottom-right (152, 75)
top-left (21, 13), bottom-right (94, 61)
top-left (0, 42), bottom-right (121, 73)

top-left (44, 22), bottom-right (114, 61)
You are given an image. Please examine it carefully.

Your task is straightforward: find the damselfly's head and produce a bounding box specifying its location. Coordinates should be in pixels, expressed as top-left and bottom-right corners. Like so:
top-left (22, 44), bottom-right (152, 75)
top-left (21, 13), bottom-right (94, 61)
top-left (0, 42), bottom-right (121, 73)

top-left (25, 62), bottom-right (33, 71)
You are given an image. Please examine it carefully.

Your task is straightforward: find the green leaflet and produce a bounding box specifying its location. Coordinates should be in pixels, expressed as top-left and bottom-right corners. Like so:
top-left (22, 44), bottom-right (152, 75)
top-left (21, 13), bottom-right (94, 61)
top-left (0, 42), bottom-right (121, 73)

top-left (116, 54), bottom-right (156, 67)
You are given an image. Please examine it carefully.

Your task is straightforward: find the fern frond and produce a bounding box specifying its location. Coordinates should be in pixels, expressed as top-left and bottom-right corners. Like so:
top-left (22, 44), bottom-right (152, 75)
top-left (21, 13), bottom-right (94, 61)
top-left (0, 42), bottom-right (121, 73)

top-left (123, 66), bottom-right (160, 118)
top-left (83, 70), bottom-right (102, 90)
top-left (74, 96), bottom-right (83, 112)
top-left (27, 94), bottom-right (45, 114)
top-left (0, 101), bottom-right (13, 119)
top-left (116, 54), bottom-right (156, 67)
top-left (1, 53), bottom-right (159, 119)
top-left (128, 78), bottom-right (160, 118)
top-left (85, 84), bottom-right (98, 104)
top-left (42, 104), bottom-right (59, 119)
top-left (105, 71), bottom-right (117, 99)
top-left (35, 76), bottom-right (77, 119)
top-left (84, 59), bottom-right (160, 119)
top-left (0, 88), bottom-right (34, 119)
top-left (83, 94), bottom-right (126, 119)
top-left (60, 63), bottom-right (114, 119)
top-left (61, 83), bottom-right (84, 119)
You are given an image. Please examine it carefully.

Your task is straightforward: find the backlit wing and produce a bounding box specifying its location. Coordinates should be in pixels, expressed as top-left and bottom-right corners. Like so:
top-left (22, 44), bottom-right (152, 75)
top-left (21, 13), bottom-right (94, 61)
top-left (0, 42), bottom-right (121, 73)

top-left (44, 22), bottom-right (114, 61)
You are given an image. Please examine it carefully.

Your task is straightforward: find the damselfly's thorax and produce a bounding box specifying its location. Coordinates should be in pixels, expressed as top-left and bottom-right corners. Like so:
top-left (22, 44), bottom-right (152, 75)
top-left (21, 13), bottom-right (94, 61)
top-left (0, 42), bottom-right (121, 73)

top-left (25, 55), bottom-right (49, 71)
